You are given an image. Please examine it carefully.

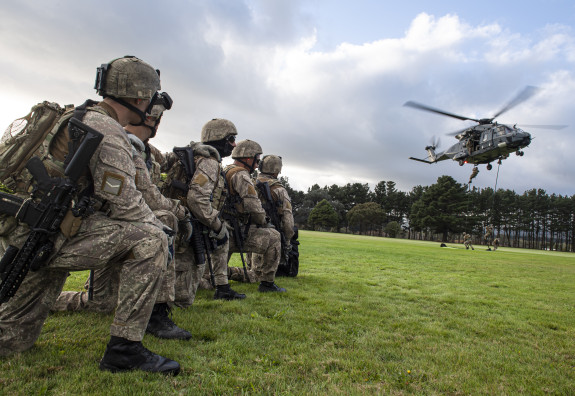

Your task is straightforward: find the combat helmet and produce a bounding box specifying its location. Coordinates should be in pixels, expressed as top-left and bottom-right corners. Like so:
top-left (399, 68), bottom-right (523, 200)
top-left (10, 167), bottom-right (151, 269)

top-left (201, 118), bottom-right (238, 143)
top-left (95, 55), bottom-right (161, 100)
top-left (232, 139), bottom-right (262, 174)
top-left (94, 55), bottom-right (161, 125)
top-left (232, 139), bottom-right (262, 159)
top-left (259, 155), bottom-right (282, 174)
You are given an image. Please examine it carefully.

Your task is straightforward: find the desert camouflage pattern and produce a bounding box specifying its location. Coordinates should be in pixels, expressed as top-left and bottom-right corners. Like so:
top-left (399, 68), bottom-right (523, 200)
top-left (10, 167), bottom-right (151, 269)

top-left (53, 135), bottom-right (185, 313)
top-left (53, 209), bottom-right (178, 313)
top-left (171, 249), bottom-right (206, 308)
top-left (258, 155), bottom-right (282, 174)
top-left (96, 56), bottom-right (160, 100)
top-left (257, 174), bottom-right (294, 240)
top-left (227, 263), bottom-right (257, 283)
top-left (147, 143), bottom-right (166, 187)
top-left (133, 148), bottom-right (186, 221)
top-left (206, 222), bottom-right (281, 283)
top-left (224, 165), bottom-right (266, 226)
top-left (0, 106), bottom-right (167, 356)
top-left (463, 233), bottom-right (473, 250)
top-left (231, 139), bottom-right (262, 159)
top-left (217, 164), bottom-right (281, 283)
top-left (201, 118), bottom-right (237, 143)
top-left (186, 155), bottom-right (229, 286)
top-left (188, 156), bottom-right (227, 231)
top-left (246, 173), bottom-right (295, 277)
top-left (161, 146), bottom-right (223, 298)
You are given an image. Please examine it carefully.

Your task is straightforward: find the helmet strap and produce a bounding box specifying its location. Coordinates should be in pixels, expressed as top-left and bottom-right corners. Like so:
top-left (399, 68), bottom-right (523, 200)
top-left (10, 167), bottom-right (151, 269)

top-left (237, 158), bottom-right (257, 174)
top-left (108, 96), bottom-right (147, 125)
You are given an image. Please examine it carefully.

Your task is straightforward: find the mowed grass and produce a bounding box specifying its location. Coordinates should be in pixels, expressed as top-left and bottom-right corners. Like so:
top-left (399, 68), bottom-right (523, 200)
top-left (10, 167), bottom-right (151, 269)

top-left (1, 230), bottom-right (574, 395)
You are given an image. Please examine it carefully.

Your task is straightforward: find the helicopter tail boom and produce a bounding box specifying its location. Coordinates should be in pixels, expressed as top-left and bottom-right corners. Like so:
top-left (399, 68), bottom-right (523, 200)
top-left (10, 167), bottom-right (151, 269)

top-left (409, 157), bottom-right (434, 164)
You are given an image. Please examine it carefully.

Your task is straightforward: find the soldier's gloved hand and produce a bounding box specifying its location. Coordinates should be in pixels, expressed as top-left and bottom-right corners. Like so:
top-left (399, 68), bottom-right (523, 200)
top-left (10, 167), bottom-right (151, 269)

top-left (162, 226), bottom-right (175, 262)
top-left (209, 225), bottom-right (229, 247)
top-left (162, 225), bottom-right (175, 237)
top-left (179, 220), bottom-right (193, 243)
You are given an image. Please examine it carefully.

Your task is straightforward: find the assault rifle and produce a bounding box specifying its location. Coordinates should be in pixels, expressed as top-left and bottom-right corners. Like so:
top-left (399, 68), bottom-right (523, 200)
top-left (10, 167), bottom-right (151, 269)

top-left (171, 147), bottom-right (215, 287)
top-left (219, 173), bottom-right (249, 281)
top-left (255, 180), bottom-right (289, 264)
top-left (0, 119), bottom-right (103, 304)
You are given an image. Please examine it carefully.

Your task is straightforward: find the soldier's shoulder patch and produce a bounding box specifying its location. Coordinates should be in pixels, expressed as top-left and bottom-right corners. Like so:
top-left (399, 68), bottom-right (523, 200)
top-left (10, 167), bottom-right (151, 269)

top-left (247, 184), bottom-right (257, 196)
top-left (192, 173), bottom-right (209, 187)
top-left (101, 172), bottom-right (125, 196)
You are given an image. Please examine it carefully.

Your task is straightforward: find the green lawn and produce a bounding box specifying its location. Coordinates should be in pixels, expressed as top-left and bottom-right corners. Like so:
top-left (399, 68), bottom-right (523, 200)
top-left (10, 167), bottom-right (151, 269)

top-left (1, 231), bottom-right (574, 395)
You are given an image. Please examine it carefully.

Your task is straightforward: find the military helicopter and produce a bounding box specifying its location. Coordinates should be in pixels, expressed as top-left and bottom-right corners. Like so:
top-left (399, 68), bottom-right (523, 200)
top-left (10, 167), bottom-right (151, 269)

top-left (405, 86), bottom-right (567, 171)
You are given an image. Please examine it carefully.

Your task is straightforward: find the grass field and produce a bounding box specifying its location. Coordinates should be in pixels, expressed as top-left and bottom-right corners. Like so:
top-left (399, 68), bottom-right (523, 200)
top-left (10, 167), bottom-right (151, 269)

top-left (1, 230), bottom-right (574, 395)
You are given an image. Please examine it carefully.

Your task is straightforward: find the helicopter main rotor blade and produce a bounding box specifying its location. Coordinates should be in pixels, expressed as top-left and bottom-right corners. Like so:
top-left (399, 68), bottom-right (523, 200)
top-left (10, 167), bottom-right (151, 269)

top-left (514, 124), bottom-right (568, 130)
top-left (492, 86), bottom-right (540, 119)
top-left (403, 101), bottom-right (480, 122)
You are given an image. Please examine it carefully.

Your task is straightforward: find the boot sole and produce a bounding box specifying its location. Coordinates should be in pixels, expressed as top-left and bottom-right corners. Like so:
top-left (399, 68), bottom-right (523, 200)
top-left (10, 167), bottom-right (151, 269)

top-left (99, 362), bottom-right (181, 376)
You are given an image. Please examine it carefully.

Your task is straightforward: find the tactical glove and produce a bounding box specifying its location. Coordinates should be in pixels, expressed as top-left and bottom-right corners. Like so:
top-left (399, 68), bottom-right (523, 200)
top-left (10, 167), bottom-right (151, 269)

top-left (179, 220), bottom-right (193, 244)
top-left (209, 225), bottom-right (229, 247)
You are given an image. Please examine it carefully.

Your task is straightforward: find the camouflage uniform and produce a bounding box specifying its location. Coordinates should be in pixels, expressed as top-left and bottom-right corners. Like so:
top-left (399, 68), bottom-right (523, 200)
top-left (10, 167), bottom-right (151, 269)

top-left (0, 104), bottom-right (167, 355)
top-left (186, 150), bottom-right (227, 287)
top-left (147, 142), bottom-right (166, 188)
top-left (463, 233), bottom-right (474, 250)
top-left (160, 140), bottom-right (235, 301)
top-left (53, 133), bottom-right (187, 312)
top-left (493, 238), bottom-right (500, 251)
top-left (245, 172), bottom-right (294, 280)
top-left (222, 164), bottom-right (281, 283)
top-left (484, 225), bottom-right (494, 249)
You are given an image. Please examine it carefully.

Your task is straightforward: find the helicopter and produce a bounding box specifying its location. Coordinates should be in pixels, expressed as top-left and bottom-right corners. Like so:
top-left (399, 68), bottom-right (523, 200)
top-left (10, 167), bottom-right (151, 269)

top-left (405, 86), bottom-right (567, 171)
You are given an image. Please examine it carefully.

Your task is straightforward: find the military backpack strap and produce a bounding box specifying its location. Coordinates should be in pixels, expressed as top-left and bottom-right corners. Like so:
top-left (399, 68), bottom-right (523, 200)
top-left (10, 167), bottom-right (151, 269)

top-left (223, 165), bottom-right (247, 197)
top-left (64, 99), bottom-right (100, 167)
top-left (167, 146), bottom-right (195, 194)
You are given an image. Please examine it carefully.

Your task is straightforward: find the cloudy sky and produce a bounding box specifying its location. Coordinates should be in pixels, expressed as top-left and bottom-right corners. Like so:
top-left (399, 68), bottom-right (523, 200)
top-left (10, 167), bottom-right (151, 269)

top-left (1, 0), bottom-right (574, 195)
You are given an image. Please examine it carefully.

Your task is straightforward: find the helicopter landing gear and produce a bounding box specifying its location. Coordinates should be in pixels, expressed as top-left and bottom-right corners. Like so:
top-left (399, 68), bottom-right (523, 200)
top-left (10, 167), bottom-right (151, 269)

top-left (486, 163), bottom-right (493, 171)
top-left (459, 160), bottom-right (465, 166)
top-left (515, 150), bottom-right (524, 156)
top-left (497, 158), bottom-right (503, 165)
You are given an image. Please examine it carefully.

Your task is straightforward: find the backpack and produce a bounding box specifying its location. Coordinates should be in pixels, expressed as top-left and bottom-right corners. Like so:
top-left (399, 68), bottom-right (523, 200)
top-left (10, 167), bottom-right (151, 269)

top-left (0, 101), bottom-right (71, 190)
top-left (0, 100), bottom-right (103, 193)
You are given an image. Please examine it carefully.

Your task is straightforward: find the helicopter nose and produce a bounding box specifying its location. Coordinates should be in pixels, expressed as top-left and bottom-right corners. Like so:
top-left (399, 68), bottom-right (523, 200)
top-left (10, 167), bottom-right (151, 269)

top-left (515, 131), bottom-right (531, 146)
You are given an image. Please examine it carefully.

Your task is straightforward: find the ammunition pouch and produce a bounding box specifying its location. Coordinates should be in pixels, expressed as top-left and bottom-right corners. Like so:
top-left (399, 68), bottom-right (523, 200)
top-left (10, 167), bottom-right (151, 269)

top-left (59, 209), bottom-right (83, 238)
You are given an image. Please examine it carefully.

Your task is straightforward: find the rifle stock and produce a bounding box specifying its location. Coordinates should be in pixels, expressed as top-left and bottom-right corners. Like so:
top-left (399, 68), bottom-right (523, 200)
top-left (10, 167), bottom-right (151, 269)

top-left (171, 146), bottom-right (217, 286)
top-left (0, 120), bottom-right (103, 304)
top-left (220, 200), bottom-right (249, 280)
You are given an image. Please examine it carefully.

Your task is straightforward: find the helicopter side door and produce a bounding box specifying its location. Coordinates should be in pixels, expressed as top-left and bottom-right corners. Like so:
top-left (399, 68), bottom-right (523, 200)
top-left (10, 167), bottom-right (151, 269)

top-left (479, 129), bottom-right (494, 152)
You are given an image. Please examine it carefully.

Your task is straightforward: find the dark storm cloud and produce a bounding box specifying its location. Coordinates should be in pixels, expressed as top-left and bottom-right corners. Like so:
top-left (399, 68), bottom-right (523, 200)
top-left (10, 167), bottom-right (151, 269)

top-left (1, 3), bottom-right (574, 195)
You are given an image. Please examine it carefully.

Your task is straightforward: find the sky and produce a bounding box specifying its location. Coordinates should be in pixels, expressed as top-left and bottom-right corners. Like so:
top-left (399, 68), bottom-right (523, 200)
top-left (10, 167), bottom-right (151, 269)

top-left (1, 0), bottom-right (575, 195)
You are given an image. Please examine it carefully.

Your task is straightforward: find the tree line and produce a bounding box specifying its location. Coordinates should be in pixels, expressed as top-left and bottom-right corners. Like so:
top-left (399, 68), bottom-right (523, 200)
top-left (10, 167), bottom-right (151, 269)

top-left (281, 175), bottom-right (575, 252)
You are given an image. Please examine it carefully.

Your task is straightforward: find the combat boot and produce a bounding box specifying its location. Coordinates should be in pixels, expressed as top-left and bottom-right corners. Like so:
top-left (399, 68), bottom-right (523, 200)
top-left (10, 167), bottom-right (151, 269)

top-left (258, 281), bottom-right (286, 293)
top-left (146, 303), bottom-right (192, 340)
top-left (214, 284), bottom-right (246, 300)
top-left (99, 336), bottom-right (180, 375)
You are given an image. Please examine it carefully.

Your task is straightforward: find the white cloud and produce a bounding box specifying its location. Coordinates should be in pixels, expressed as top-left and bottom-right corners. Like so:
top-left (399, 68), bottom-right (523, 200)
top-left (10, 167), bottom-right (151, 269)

top-left (1, 2), bottom-right (574, 195)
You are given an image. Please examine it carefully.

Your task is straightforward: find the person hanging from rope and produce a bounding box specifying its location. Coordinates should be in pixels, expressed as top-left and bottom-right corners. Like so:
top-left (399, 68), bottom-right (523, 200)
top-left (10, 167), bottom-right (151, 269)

top-left (468, 166), bottom-right (479, 184)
